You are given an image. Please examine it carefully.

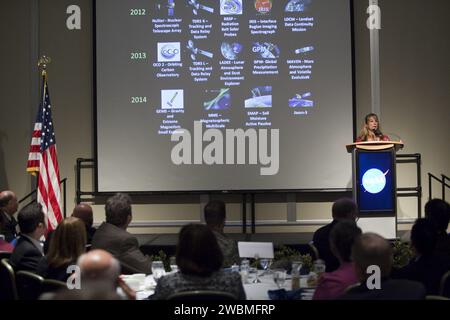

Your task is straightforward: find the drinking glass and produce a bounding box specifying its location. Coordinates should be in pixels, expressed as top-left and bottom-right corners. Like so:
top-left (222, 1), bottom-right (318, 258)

top-left (252, 256), bottom-right (261, 283)
top-left (169, 256), bottom-right (178, 273)
top-left (240, 259), bottom-right (250, 283)
top-left (291, 261), bottom-right (302, 290)
top-left (151, 260), bottom-right (165, 281)
top-left (313, 259), bottom-right (326, 276)
top-left (272, 269), bottom-right (287, 289)
top-left (260, 258), bottom-right (271, 275)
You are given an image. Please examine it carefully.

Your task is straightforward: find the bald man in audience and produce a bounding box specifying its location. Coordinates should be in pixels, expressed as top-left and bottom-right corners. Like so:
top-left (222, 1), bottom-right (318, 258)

top-left (79, 249), bottom-right (135, 299)
top-left (49, 249), bottom-right (134, 300)
top-left (78, 249), bottom-right (120, 285)
top-left (340, 233), bottom-right (426, 300)
top-left (72, 204), bottom-right (97, 244)
top-left (44, 203), bottom-right (97, 253)
top-left (0, 190), bottom-right (19, 242)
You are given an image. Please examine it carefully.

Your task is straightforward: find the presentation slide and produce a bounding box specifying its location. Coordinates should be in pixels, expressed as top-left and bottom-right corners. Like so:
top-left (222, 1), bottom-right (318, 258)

top-left (95, 0), bottom-right (354, 192)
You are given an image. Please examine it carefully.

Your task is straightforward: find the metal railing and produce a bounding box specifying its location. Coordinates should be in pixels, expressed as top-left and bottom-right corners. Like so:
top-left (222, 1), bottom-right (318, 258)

top-left (18, 178), bottom-right (67, 218)
top-left (396, 153), bottom-right (422, 218)
top-left (76, 158), bottom-right (96, 204)
top-left (428, 173), bottom-right (450, 201)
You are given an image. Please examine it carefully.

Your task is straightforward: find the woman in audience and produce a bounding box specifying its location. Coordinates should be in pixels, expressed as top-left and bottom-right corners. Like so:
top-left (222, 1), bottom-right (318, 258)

top-left (37, 217), bottom-right (86, 281)
top-left (151, 223), bottom-right (246, 300)
top-left (391, 218), bottom-right (450, 295)
top-left (425, 199), bottom-right (450, 257)
top-left (313, 221), bottom-right (361, 300)
top-left (356, 113), bottom-right (389, 142)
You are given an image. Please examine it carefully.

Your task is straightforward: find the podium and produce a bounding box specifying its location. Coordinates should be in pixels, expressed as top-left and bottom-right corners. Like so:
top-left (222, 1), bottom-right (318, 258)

top-left (346, 141), bottom-right (404, 239)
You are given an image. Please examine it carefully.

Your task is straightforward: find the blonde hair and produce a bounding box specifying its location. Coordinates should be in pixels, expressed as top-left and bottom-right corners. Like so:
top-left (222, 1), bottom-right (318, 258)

top-left (47, 217), bottom-right (87, 268)
top-left (357, 113), bottom-right (382, 141)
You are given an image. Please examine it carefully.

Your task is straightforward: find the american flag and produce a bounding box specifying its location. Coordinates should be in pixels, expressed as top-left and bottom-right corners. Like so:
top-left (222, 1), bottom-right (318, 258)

top-left (26, 73), bottom-right (63, 231)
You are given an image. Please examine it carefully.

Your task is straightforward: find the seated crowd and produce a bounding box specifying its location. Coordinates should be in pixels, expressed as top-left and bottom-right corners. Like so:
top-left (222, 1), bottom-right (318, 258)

top-left (1, 188), bottom-right (449, 300)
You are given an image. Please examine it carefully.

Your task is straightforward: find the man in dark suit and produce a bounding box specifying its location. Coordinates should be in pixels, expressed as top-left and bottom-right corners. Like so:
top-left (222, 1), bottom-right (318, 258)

top-left (312, 198), bottom-right (358, 272)
top-left (0, 190), bottom-right (19, 242)
top-left (340, 233), bottom-right (426, 300)
top-left (91, 193), bottom-right (152, 274)
top-left (10, 203), bottom-right (46, 272)
top-left (204, 200), bottom-right (239, 268)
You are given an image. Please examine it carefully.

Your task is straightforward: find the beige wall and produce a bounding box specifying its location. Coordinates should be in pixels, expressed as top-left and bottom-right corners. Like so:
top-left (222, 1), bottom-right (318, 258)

top-left (1, 0), bottom-right (449, 234)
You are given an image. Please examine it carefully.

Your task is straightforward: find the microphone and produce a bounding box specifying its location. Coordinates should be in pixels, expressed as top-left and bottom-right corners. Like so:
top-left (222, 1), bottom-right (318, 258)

top-left (373, 128), bottom-right (382, 137)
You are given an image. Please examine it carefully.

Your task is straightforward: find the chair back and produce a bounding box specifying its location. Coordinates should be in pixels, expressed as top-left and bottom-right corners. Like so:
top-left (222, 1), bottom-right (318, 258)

top-left (167, 290), bottom-right (237, 300)
top-left (0, 251), bottom-right (12, 260)
top-left (426, 295), bottom-right (449, 300)
top-left (16, 270), bottom-right (44, 300)
top-left (0, 258), bottom-right (18, 300)
top-left (42, 279), bottom-right (67, 294)
top-left (343, 282), bottom-right (361, 294)
top-left (440, 270), bottom-right (450, 298)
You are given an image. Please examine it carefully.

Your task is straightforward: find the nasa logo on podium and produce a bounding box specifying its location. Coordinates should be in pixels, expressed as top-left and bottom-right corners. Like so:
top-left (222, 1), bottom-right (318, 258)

top-left (362, 168), bottom-right (389, 194)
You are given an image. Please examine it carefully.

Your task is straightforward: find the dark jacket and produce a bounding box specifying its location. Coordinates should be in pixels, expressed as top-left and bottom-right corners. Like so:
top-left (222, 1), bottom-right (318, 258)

top-left (435, 233), bottom-right (450, 258)
top-left (36, 256), bottom-right (74, 282)
top-left (151, 271), bottom-right (246, 300)
top-left (391, 253), bottom-right (450, 295)
top-left (0, 212), bottom-right (18, 242)
top-left (312, 220), bottom-right (339, 272)
top-left (10, 235), bottom-right (44, 272)
top-left (91, 222), bottom-right (152, 274)
top-left (339, 278), bottom-right (426, 300)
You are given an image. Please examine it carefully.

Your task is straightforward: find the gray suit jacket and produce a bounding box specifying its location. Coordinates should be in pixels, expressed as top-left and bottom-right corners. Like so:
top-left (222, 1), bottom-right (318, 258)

top-left (91, 222), bottom-right (152, 274)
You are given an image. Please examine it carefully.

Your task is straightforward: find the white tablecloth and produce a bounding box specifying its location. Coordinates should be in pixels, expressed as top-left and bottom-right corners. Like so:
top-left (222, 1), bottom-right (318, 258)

top-left (128, 272), bottom-right (314, 300)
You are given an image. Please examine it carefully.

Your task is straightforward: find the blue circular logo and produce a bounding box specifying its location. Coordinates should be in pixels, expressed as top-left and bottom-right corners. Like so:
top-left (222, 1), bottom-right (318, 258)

top-left (161, 44), bottom-right (179, 59)
top-left (362, 168), bottom-right (388, 194)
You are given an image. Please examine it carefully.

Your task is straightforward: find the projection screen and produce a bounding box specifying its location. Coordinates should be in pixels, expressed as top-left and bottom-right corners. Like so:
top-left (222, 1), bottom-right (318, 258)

top-left (95, 0), bottom-right (354, 192)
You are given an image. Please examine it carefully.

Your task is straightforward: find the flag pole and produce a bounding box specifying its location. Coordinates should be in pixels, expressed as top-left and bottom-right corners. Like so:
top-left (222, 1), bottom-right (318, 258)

top-left (37, 55), bottom-right (50, 96)
top-left (37, 55), bottom-right (51, 71)
top-left (34, 55), bottom-right (51, 195)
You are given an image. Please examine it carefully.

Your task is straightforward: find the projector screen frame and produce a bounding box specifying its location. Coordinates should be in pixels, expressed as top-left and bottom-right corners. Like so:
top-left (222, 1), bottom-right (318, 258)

top-left (92, 0), bottom-right (357, 195)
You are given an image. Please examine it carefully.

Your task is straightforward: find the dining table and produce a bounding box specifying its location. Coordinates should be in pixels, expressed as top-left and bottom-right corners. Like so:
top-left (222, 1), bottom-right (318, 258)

top-left (121, 270), bottom-right (316, 300)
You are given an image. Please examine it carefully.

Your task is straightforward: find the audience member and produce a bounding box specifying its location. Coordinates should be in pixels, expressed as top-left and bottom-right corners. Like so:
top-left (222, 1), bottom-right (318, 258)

top-left (72, 203), bottom-right (97, 244)
top-left (10, 203), bottom-right (45, 271)
top-left (91, 193), bottom-right (152, 274)
top-left (0, 190), bottom-right (19, 242)
top-left (204, 200), bottom-right (240, 267)
top-left (151, 224), bottom-right (246, 300)
top-left (392, 218), bottom-right (450, 295)
top-left (425, 198), bottom-right (450, 257)
top-left (312, 198), bottom-right (358, 272)
top-left (44, 203), bottom-right (96, 254)
top-left (48, 249), bottom-right (131, 300)
top-left (37, 217), bottom-right (87, 281)
top-left (340, 233), bottom-right (426, 300)
top-left (78, 249), bottom-right (135, 299)
top-left (313, 221), bottom-right (361, 300)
